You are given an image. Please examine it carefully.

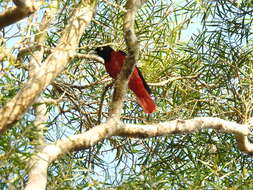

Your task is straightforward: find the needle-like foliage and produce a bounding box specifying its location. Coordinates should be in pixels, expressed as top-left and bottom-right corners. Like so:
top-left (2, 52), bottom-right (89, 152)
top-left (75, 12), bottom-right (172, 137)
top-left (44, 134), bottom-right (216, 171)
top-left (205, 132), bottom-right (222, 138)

top-left (0, 0), bottom-right (253, 189)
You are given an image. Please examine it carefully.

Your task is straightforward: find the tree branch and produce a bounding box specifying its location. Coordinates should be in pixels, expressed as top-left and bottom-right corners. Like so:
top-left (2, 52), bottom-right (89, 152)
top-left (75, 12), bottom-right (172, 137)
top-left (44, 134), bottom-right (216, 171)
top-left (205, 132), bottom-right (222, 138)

top-left (27, 8), bottom-right (57, 147)
top-left (148, 75), bottom-right (199, 86)
top-left (117, 117), bottom-right (250, 138)
top-left (32, 98), bottom-right (48, 147)
top-left (109, 0), bottom-right (146, 117)
top-left (118, 117), bottom-right (253, 154)
top-left (75, 53), bottom-right (104, 64)
top-left (25, 118), bottom-right (121, 190)
top-left (24, 116), bottom-right (253, 189)
top-left (0, 0), bottom-right (40, 29)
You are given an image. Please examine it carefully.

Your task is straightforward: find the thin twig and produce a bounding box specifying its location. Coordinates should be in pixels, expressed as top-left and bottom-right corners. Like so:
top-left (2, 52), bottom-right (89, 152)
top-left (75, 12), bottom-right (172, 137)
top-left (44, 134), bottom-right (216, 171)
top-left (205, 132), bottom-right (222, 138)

top-left (148, 75), bottom-right (199, 86)
top-left (98, 82), bottom-right (114, 124)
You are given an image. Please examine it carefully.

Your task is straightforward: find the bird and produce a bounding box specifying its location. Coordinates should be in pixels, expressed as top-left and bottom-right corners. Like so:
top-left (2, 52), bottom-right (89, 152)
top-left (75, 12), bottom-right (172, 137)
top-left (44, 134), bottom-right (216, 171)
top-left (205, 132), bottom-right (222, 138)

top-left (95, 45), bottom-right (156, 114)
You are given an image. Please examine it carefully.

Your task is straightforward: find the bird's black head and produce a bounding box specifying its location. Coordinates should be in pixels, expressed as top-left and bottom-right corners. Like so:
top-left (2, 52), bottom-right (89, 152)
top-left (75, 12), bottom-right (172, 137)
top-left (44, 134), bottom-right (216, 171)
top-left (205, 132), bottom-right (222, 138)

top-left (95, 46), bottom-right (114, 62)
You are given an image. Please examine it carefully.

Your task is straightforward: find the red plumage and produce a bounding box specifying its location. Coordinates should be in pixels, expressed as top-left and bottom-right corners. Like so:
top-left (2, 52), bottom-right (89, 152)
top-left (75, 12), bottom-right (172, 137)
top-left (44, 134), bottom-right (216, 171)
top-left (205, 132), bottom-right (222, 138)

top-left (96, 46), bottom-right (156, 114)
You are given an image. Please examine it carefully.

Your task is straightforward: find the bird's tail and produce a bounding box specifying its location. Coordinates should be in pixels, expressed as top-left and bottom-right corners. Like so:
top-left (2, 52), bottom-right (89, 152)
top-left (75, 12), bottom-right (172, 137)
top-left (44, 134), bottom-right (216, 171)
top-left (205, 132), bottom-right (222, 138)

top-left (136, 96), bottom-right (156, 114)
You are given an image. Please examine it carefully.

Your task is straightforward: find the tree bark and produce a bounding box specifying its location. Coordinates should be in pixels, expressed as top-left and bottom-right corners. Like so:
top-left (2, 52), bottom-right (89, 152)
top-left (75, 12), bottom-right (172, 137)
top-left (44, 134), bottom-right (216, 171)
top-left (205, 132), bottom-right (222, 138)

top-left (0, 0), bottom-right (39, 29)
top-left (25, 116), bottom-right (253, 189)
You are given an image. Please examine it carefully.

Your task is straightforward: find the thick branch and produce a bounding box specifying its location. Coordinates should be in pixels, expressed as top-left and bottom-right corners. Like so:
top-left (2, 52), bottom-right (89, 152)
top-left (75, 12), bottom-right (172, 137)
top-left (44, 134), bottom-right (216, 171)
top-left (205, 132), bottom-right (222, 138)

top-left (116, 117), bottom-right (253, 154)
top-left (0, 0), bottom-right (39, 29)
top-left (25, 117), bottom-right (253, 189)
top-left (0, 2), bottom-right (96, 134)
top-left (33, 98), bottom-right (48, 147)
top-left (117, 117), bottom-right (250, 137)
top-left (29, 5), bottom-right (58, 78)
top-left (27, 9), bottom-right (57, 147)
top-left (109, 0), bottom-right (145, 117)
top-left (25, 118), bottom-right (121, 190)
